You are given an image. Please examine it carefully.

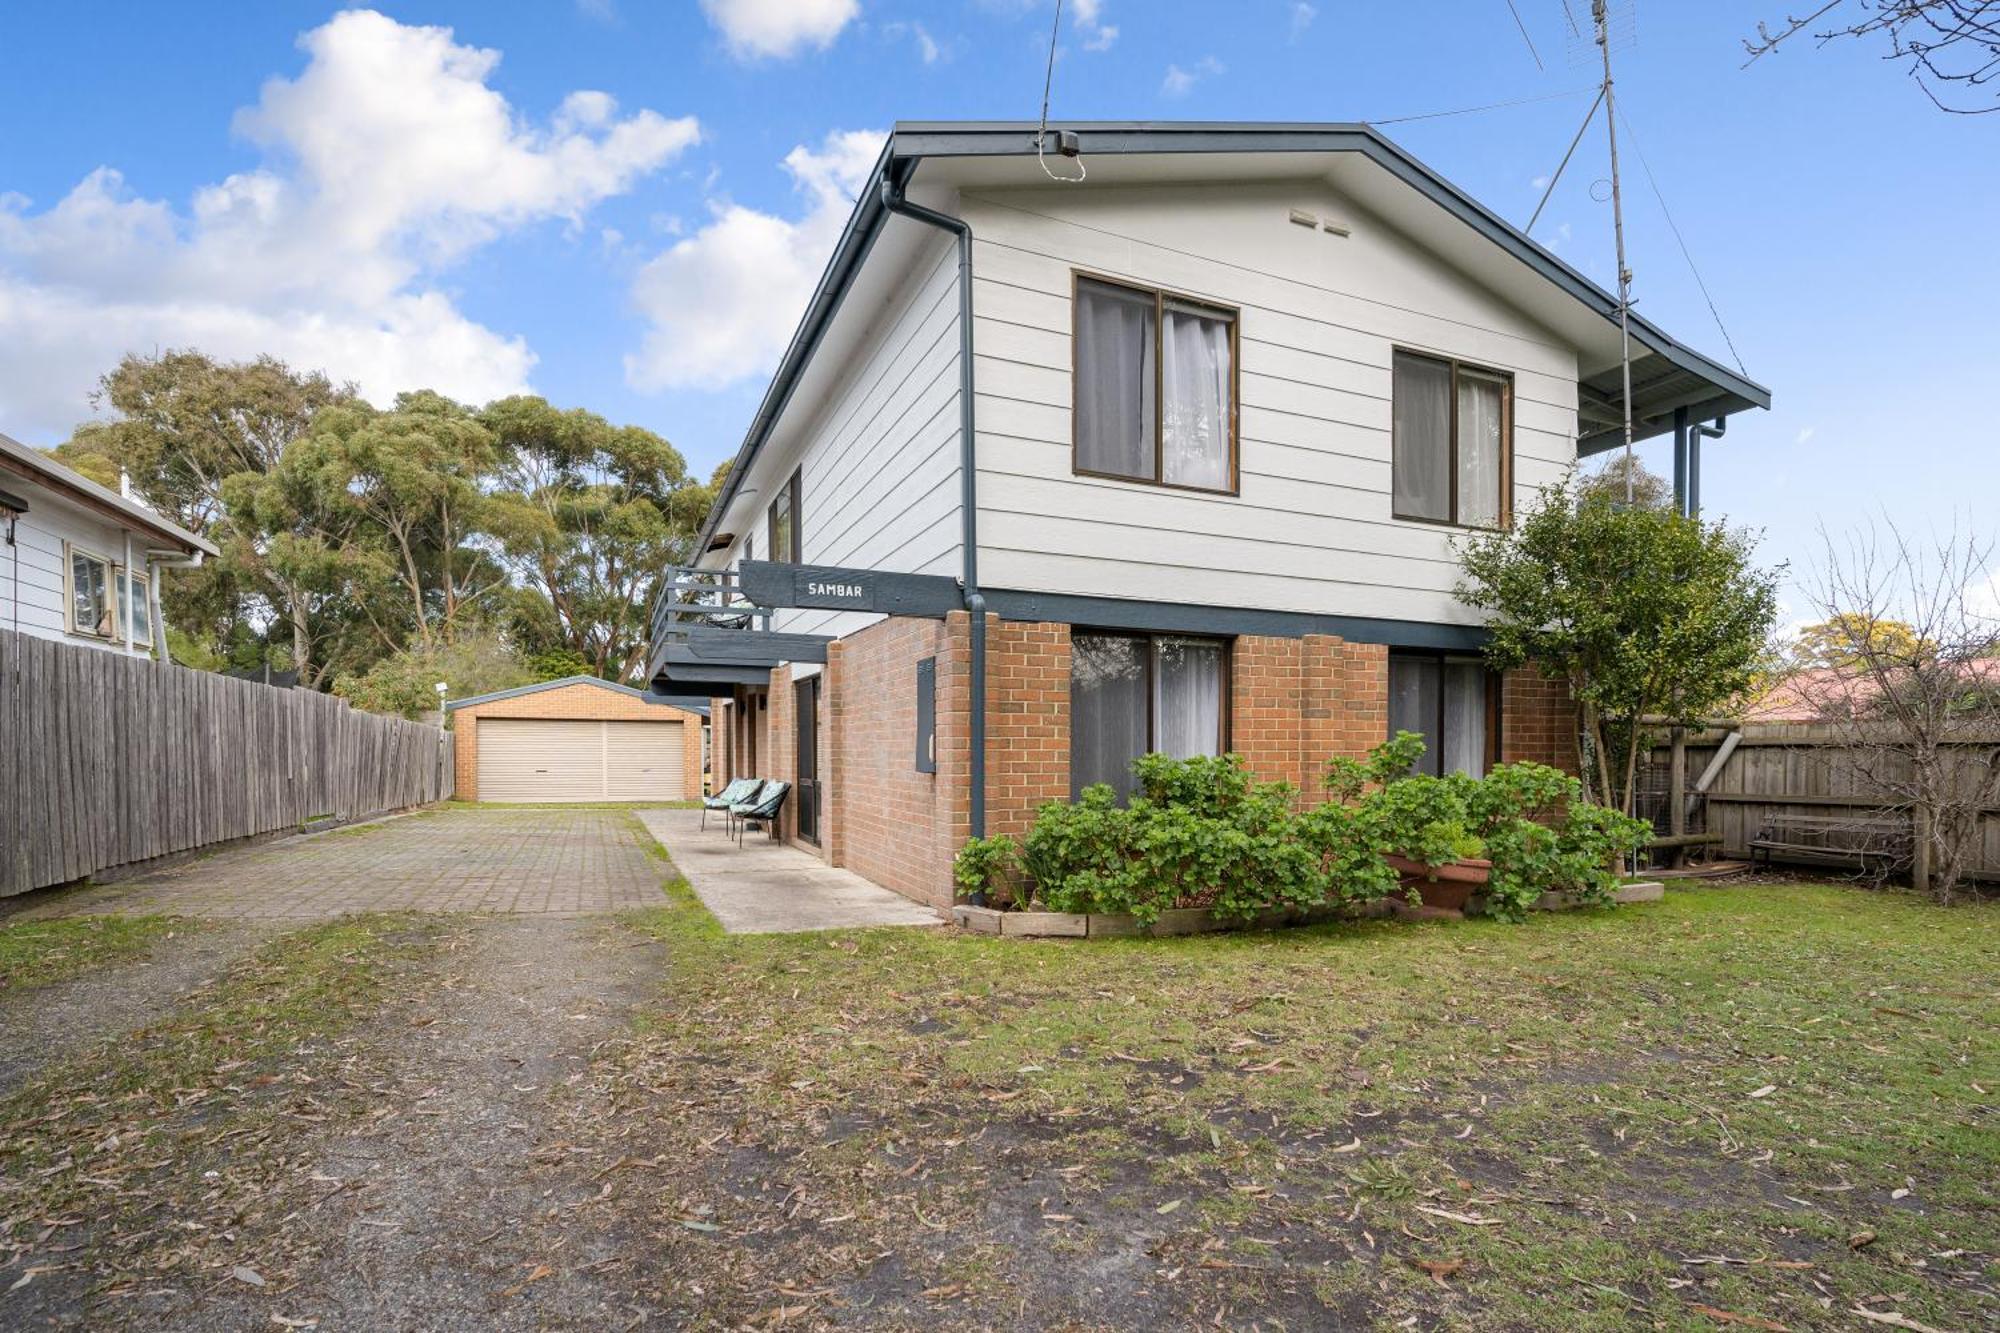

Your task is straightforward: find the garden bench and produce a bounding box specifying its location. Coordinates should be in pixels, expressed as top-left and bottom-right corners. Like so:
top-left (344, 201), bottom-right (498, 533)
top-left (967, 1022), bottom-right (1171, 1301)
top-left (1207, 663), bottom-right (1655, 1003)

top-left (1749, 813), bottom-right (1911, 871)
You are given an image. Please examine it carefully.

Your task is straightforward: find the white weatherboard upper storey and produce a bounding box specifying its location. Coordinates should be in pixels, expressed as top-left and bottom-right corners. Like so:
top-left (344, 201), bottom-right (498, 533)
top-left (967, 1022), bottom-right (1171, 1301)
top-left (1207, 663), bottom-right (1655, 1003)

top-left (719, 172), bottom-right (1587, 634)
top-left (961, 178), bottom-right (1578, 629)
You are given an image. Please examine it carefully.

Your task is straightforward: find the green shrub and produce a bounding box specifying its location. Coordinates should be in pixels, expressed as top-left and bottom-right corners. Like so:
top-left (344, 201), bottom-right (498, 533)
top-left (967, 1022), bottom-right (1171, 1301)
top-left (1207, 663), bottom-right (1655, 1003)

top-left (952, 834), bottom-right (1020, 906)
top-left (999, 739), bottom-right (1651, 928)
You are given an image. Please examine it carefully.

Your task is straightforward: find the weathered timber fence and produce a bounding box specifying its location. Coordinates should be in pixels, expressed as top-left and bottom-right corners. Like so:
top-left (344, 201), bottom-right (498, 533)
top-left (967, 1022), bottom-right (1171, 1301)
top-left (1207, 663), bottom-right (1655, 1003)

top-left (0, 628), bottom-right (453, 897)
top-left (1638, 721), bottom-right (2000, 881)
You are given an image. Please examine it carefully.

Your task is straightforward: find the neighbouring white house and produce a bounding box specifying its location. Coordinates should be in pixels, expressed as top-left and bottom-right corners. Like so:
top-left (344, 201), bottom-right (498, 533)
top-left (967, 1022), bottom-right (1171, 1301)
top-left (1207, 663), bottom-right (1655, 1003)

top-left (0, 430), bottom-right (217, 656)
top-left (649, 121), bottom-right (1770, 908)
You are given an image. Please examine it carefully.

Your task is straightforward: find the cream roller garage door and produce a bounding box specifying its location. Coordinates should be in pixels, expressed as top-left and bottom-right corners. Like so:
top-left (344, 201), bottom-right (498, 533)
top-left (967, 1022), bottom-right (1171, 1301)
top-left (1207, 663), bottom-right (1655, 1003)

top-left (477, 719), bottom-right (685, 803)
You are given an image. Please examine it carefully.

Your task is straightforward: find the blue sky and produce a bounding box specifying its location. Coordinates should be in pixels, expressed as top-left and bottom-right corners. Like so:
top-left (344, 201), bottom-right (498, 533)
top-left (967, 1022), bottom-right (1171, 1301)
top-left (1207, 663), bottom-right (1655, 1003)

top-left (1, 0), bottom-right (1992, 616)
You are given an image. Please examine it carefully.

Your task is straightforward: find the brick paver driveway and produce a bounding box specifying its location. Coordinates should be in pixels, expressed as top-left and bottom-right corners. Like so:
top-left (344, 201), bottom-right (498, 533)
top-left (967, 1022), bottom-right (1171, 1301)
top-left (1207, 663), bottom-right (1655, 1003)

top-left (17, 809), bottom-right (667, 920)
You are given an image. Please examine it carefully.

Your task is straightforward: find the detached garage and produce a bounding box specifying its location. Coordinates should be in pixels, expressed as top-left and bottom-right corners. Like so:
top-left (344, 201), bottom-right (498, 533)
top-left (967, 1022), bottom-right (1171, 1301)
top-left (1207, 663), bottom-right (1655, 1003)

top-left (445, 676), bottom-right (707, 804)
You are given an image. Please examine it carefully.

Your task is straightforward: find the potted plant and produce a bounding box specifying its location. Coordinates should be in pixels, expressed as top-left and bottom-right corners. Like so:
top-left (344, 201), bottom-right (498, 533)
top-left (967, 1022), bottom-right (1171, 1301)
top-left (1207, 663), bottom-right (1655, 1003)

top-left (1366, 773), bottom-right (1491, 917)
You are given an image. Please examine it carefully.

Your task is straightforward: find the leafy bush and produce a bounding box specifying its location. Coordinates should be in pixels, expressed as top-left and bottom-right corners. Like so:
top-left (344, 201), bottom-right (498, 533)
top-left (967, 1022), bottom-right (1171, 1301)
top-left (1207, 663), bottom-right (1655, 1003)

top-left (985, 739), bottom-right (1652, 927)
top-left (952, 834), bottom-right (1020, 907)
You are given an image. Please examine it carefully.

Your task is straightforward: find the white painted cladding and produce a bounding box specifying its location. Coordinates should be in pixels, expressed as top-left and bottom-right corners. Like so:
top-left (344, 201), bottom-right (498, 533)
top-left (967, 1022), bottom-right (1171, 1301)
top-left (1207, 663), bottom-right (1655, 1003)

top-left (959, 179), bottom-right (1580, 627)
top-left (729, 176), bottom-right (1584, 633)
top-left (730, 233), bottom-right (966, 641)
top-left (0, 487), bottom-right (158, 653)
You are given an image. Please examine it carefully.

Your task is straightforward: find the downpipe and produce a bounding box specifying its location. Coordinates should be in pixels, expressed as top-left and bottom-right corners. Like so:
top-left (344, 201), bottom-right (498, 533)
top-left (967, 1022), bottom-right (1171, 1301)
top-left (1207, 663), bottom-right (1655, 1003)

top-left (1687, 416), bottom-right (1727, 518)
top-left (880, 173), bottom-right (987, 842)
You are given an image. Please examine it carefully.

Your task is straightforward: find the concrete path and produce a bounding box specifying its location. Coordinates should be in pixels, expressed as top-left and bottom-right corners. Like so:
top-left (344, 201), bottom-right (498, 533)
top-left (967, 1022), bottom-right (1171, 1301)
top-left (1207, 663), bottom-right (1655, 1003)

top-left (639, 808), bottom-right (944, 934)
top-left (14, 810), bottom-right (667, 920)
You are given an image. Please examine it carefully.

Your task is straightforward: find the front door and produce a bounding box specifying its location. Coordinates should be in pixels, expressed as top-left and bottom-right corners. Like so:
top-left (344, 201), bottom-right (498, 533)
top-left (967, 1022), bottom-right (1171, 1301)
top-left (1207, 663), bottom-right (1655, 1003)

top-left (795, 676), bottom-right (821, 845)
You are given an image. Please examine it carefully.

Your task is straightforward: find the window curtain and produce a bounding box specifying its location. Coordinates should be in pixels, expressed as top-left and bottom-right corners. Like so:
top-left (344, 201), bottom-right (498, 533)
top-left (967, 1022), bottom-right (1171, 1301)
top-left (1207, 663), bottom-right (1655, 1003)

top-left (1161, 306), bottom-right (1231, 490)
top-left (1387, 655), bottom-right (1443, 776)
top-left (1457, 371), bottom-right (1505, 529)
top-left (1153, 638), bottom-right (1223, 760)
top-left (1441, 661), bottom-right (1489, 777)
top-left (1075, 281), bottom-right (1156, 480)
top-left (1392, 353), bottom-right (1451, 521)
top-left (1070, 634), bottom-right (1149, 801)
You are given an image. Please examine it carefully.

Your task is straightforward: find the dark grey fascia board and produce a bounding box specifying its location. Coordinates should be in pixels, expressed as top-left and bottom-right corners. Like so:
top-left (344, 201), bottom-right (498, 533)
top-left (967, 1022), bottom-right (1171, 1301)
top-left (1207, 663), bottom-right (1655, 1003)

top-left (737, 559), bottom-right (963, 617)
top-left (643, 690), bottom-right (714, 714)
top-left (442, 673), bottom-right (674, 713)
top-left (981, 588), bottom-right (1489, 652)
top-left (1577, 391), bottom-right (1753, 457)
top-left (685, 625), bottom-right (832, 663)
top-left (655, 659), bottom-right (774, 690)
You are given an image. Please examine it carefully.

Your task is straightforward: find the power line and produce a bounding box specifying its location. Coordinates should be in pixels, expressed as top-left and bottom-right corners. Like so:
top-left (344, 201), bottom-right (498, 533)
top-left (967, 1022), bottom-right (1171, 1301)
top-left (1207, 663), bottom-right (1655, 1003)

top-left (1616, 108), bottom-right (1749, 375)
top-left (1365, 85), bottom-right (1596, 126)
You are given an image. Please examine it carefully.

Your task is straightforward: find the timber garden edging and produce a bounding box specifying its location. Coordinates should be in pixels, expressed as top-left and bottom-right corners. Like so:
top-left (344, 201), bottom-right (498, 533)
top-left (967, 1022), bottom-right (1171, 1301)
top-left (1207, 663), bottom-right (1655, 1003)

top-left (951, 881), bottom-right (1665, 938)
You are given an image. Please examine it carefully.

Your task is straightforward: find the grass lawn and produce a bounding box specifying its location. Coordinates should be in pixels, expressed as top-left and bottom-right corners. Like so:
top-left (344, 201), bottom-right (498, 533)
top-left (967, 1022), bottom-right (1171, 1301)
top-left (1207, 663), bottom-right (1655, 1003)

top-left (0, 915), bottom-right (188, 995)
top-left (582, 864), bottom-right (1998, 1330)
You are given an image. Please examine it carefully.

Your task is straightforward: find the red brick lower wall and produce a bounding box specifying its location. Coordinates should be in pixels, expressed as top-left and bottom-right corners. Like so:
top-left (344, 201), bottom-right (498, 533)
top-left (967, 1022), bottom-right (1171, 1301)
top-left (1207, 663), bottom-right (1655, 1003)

top-left (1231, 635), bottom-right (1389, 801)
top-left (986, 619), bottom-right (1071, 839)
top-left (826, 615), bottom-right (966, 908)
top-left (768, 616), bottom-right (1578, 909)
top-left (1500, 666), bottom-right (1577, 770)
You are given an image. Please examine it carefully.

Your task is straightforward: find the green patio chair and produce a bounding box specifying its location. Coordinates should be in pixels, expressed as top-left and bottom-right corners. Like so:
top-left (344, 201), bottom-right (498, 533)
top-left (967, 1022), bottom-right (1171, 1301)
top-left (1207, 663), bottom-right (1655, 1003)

top-left (702, 777), bottom-right (761, 831)
top-left (732, 781), bottom-right (791, 845)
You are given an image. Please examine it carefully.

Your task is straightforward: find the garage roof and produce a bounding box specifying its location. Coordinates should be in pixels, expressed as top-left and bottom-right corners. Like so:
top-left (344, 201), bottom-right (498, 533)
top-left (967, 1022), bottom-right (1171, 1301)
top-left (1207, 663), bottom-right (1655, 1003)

top-left (444, 675), bottom-right (711, 716)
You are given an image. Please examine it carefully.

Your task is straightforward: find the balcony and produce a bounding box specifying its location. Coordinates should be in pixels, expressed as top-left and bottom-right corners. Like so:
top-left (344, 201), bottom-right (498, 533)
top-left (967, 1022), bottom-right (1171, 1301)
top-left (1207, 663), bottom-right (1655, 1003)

top-left (646, 565), bottom-right (826, 695)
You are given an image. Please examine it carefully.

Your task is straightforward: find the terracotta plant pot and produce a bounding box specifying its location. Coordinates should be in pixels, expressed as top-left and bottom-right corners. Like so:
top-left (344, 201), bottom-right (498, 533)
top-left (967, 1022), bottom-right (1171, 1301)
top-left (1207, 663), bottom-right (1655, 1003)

top-left (1383, 854), bottom-right (1493, 916)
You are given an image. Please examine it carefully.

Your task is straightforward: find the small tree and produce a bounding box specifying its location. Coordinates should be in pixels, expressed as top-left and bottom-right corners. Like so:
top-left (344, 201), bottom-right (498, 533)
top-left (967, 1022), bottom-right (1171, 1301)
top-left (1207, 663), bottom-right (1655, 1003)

top-left (1797, 520), bottom-right (2000, 903)
top-left (1455, 477), bottom-right (1781, 814)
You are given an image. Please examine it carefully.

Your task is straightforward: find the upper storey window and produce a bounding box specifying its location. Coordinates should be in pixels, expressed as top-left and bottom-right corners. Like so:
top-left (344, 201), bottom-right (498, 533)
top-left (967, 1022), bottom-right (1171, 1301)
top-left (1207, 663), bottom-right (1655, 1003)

top-left (1073, 275), bottom-right (1237, 494)
top-left (767, 467), bottom-right (801, 563)
top-left (1391, 350), bottom-right (1512, 529)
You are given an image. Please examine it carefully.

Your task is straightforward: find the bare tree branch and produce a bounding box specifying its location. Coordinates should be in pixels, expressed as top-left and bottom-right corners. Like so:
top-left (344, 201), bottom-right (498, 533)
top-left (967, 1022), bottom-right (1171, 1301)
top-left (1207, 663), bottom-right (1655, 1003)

top-left (1744, 0), bottom-right (2000, 113)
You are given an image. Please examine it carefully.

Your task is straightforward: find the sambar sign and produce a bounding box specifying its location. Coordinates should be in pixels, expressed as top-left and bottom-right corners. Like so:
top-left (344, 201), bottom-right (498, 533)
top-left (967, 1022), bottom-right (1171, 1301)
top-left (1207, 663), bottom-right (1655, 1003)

top-left (792, 569), bottom-right (874, 609)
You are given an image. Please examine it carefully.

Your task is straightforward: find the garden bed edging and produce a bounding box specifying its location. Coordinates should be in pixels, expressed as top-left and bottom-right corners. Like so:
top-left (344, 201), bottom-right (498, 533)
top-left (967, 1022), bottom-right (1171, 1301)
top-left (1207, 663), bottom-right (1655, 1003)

top-left (951, 881), bottom-right (1664, 938)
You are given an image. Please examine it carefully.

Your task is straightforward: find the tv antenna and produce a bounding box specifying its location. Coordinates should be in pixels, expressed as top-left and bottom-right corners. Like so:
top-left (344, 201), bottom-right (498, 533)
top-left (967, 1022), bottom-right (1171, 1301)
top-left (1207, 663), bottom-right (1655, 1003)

top-left (1589, 0), bottom-right (1637, 503)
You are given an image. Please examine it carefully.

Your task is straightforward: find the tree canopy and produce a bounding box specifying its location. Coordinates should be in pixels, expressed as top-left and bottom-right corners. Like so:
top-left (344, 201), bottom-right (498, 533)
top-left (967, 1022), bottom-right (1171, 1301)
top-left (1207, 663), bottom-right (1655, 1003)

top-left (1455, 476), bottom-right (1782, 813)
top-left (55, 350), bottom-right (711, 706)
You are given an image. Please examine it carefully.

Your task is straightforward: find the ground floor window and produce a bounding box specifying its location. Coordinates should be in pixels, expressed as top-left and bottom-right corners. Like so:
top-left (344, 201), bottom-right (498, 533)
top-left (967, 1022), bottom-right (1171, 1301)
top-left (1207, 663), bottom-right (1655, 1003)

top-left (1387, 651), bottom-right (1498, 777)
top-left (1070, 632), bottom-right (1227, 801)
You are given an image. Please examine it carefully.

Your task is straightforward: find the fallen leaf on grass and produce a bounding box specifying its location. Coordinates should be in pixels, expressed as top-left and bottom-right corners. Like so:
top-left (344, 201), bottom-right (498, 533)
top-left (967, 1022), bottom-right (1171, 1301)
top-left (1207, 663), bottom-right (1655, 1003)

top-left (269, 1318), bottom-right (318, 1330)
top-left (1747, 1086), bottom-right (1777, 1099)
top-left (1412, 1258), bottom-right (1464, 1287)
top-left (1849, 1310), bottom-right (1949, 1333)
top-left (1849, 1230), bottom-right (1877, 1249)
top-left (1156, 1199), bottom-right (1182, 1214)
top-left (1330, 1137), bottom-right (1363, 1154)
top-left (1689, 1304), bottom-right (1790, 1331)
top-left (1413, 1205), bottom-right (1500, 1227)
top-left (230, 1265), bottom-right (267, 1288)
top-left (500, 1263), bottom-right (552, 1297)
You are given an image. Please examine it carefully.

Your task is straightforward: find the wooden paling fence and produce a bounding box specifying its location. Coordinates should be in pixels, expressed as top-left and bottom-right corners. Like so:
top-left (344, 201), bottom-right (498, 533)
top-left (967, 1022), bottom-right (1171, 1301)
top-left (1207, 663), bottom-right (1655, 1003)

top-left (0, 628), bottom-right (453, 897)
top-left (1638, 721), bottom-right (2000, 881)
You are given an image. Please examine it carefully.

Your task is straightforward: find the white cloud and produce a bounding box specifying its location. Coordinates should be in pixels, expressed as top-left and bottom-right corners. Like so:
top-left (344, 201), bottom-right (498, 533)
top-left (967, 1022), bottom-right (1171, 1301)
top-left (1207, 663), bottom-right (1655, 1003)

top-left (1288, 2), bottom-right (1317, 40)
top-left (1162, 56), bottom-right (1223, 97)
top-left (1531, 174), bottom-right (1551, 191)
top-left (625, 129), bottom-right (886, 393)
top-left (1072, 0), bottom-right (1119, 50)
top-left (699, 0), bottom-right (859, 60)
top-left (883, 19), bottom-right (943, 62)
top-left (1795, 425), bottom-right (1817, 446)
top-left (0, 9), bottom-right (697, 438)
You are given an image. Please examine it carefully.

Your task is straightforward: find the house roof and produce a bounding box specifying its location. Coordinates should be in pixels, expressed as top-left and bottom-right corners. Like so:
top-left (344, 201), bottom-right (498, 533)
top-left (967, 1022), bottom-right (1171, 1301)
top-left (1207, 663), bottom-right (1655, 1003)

top-left (443, 674), bottom-right (711, 716)
top-left (696, 119), bottom-right (1769, 559)
top-left (0, 430), bottom-right (218, 557)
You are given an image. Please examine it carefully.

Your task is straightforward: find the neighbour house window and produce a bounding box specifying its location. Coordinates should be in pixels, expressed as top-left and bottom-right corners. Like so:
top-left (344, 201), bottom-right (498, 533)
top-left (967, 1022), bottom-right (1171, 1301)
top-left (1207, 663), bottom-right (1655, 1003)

top-left (115, 568), bottom-right (153, 647)
top-left (1391, 349), bottom-right (1512, 529)
top-left (1387, 651), bottom-right (1499, 778)
top-left (767, 468), bottom-right (801, 563)
top-left (1070, 632), bottom-right (1228, 802)
top-left (65, 543), bottom-right (113, 639)
top-left (1074, 275), bottom-right (1237, 493)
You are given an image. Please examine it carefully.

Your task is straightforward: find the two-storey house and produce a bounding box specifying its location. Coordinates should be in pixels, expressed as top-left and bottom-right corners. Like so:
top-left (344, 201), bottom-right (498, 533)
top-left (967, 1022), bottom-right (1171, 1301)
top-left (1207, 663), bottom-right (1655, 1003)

top-left (649, 122), bottom-right (1768, 909)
